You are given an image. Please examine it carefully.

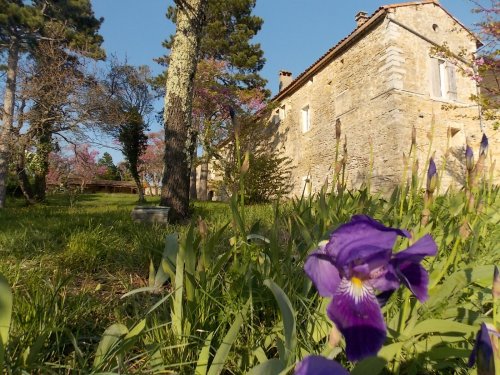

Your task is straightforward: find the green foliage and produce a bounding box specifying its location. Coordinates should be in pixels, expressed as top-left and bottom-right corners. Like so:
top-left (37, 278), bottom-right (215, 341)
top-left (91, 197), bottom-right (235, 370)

top-left (97, 152), bottom-right (121, 181)
top-left (0, 162), bottom-right (499, 374)
top-left (118, 108), bottom-right (148, 178)
top-left (0, 0), bottom-right (104, 57)
top-left (213, 112), bottom-right (292, 203)
top-left (158, 0), bottom-right (266, 90)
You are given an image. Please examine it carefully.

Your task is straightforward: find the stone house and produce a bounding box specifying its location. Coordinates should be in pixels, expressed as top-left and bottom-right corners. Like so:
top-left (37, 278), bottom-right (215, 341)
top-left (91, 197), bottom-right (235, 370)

top-left (270, 0), bottom-right (499, 196)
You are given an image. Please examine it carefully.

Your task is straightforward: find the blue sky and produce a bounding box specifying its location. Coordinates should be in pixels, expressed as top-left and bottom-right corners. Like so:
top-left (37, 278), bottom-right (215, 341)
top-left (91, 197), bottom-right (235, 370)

top-left (90, 0), bottom-right (481, 161)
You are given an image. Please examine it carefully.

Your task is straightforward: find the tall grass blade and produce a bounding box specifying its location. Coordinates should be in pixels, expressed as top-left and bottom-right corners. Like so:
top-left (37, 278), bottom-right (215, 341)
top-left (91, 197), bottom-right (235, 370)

top-left (154, 234), bottom-right (179, 289)
top-left (195, 332), bottom-right (214, 375)
top-left (0, 273), bottom-right (12, 370)
top-left (247, 358), bottom-right (285, 375)
top-left (172, 233), bottom-right (185, 337)
top-left (0, 274), bottom-right (12, 347)
top-left (207, 298), bottom-right (250, 375)
top-left (93, 323), bottom-right (129, 370)
top-left (264, 279), bottom-right (297, 365)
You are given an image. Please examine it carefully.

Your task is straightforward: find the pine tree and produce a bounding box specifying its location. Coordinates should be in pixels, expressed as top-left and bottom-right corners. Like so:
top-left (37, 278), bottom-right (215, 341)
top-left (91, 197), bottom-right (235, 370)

top-left (158, 0), bottom-right (267, 214)
top-left (97, 152), bottom-right (120, 181)
top-left (157, 0), bottom-right (266, 89)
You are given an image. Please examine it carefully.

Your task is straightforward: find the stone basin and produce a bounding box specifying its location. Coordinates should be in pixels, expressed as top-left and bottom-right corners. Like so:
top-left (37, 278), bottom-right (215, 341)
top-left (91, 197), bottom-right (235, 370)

top-left (131, 206), bottom-right (170, 224)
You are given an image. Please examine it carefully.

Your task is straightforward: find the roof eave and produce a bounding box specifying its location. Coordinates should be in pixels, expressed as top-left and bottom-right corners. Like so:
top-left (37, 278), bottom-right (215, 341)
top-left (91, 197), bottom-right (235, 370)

top-left (272, 8), bottom-right (387, 103)
top-left (272, 0), bottom-right (481, 103)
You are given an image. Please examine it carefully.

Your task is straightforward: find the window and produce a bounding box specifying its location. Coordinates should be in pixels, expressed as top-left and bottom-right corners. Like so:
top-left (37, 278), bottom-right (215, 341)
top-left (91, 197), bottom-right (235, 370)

top-left (279, 105), bottom-right (286, 120)
top-left (431, 57), bottom-right (457, 100)
top-left (301, 105), bottom-right (310, 133)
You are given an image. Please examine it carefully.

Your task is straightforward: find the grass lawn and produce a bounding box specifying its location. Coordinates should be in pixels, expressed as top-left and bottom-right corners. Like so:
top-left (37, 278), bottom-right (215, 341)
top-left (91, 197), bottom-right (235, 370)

top-left (0, 193), bottom-right (278, 372)
top-left (0, 187), bottom-right (499, 373)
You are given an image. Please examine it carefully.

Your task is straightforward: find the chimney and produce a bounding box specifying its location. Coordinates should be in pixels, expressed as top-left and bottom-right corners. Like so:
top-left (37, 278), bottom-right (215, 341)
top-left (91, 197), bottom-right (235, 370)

top-left (279, 70), bottom-right (293, 91)
top-left (355, 11), bottom-right (369, 27)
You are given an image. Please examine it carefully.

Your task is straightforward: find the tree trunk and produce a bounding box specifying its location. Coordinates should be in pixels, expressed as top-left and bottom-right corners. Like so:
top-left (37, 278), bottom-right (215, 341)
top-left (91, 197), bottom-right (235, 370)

top-left (33, 132), bottom-right (52, 202)
top-left (15, 149), bottom-right (35, 204)
top-left (190, 166), bottom-right (197, 199)
top-left (199, 156), bottom-right (209, 201)
top-left (133, 174), bottom-right (146, 203)
top-left (0, 37), bottom-right (20, 208)
top-left (12, 100), bottom-right (35, 204)
top-left (160, 0), bottom-right (208, 222)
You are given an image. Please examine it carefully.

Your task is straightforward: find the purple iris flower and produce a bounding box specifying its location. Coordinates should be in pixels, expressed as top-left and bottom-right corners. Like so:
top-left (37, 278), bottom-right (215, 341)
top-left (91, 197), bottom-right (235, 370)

top-left (466, 145), bottom-right (474, 172)
top-left (427, 157), bottom-right (437, 194)
top-left (295, 355), bottom-right (349, 375)
top-left (480, 133), bottom-right (489, 157)
top-left (493, 266), bottom-right (500, 300)
top-left (304, 215), bottom-right (437, 361)
top-left (469, 322), bottom-right (498, 375)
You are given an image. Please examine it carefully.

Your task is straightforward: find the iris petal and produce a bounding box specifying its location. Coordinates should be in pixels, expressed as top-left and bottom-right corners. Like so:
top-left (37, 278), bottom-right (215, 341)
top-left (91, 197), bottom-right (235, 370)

top-left (469, 323), bottom-right (495, 375)
top-left (342, 246), bottom-right (392, 279)
top-left (393, 234), bottom-right (437, 261)
top-left (295, 355), bottom-right (349, 375)
top-left (369, 264), bottom-right (400, 292)
top-left (396, 262), bottom-right (430, 302)
top-left (327, 279), bottom-right (386, 361)
top-left (304, 249), bottom-right (341, 297)
top-left (326, 215), bottom-right (410, 265)
top-left (391, 234), bottom-right (437, 302)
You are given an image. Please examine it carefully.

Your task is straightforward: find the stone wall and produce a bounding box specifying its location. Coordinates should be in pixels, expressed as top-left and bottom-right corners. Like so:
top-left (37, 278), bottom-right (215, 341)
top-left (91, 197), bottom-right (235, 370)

top-left (271, 2), bottom-right (499, 197)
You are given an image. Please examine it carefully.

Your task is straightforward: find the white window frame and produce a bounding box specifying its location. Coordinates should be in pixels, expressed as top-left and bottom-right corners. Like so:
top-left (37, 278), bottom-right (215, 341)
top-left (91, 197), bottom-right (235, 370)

top-left (279, 105), bottom-right (286, 120)
top-left (438, 59), bottom-right (448, 98)
top-left (301, 105), bottom-right (311, 133)
top-left (431, 57), bottom-right (457, 101)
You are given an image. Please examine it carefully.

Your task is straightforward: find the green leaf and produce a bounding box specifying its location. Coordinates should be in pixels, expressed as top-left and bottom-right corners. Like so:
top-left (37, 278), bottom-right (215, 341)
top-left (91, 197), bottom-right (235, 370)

top-left (426, 346), bottom-right (471, 360)
top-left (26, 332), bottom-right (49, 366)
top-left (148, 259), bottom-right (155, 287)
top-left (195, 332), bottom-right (214, 375)
top-left (264, 279), bottom-right (297, 365)
top-left (146, 343), bottom-right (164, 373)
top-left (154, 234), bottom-right (179, 288)
top-left (351, 357), bottom-right (387, 375)
top-left (230, 195), bottom-right (246, 236)
top-left (183, 224), bottom-right (198, 303)
top-left (121, 286), bottom-right (157, 298)
top-left (93, 323), bottom-right (129, 369)
top-left (172, 233), bottom-right (185, 337)
top-left (408, 319), bottom-right (476, 336)
top-left (146, 289), bottom-right (175, 315)
top-left (252, 346), bottom-right (269, 364)
top-left (351, 342), bottom-right (403, 375)
top-left (247, 234), bottom-right (270, 244)
top-left (0, 274), bottom-right (12, 347)
top-left (124, 319), bottom-right (146, 339)
top-left (207, 298), bottom-right (250, 375)
top-left (247, 358), bottom-right (285, 375)
top-left (428, 265), bottom-right (494, 310)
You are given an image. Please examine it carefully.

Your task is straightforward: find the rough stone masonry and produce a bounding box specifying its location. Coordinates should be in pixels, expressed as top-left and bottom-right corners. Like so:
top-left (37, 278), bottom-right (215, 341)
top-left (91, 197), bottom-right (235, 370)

top-left (269, 0), bottom-right (499, 196)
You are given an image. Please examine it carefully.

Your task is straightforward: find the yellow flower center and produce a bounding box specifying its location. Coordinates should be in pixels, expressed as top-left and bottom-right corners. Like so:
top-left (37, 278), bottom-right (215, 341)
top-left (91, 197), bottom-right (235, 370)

top-left (351, 277), bottom-right (363, 288)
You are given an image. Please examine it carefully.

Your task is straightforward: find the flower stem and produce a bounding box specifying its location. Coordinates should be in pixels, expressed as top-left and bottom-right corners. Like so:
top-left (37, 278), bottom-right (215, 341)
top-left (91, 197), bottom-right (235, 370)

top-left (393, 289), bottom-right (412, 374)
top-left (398, 289), bottom-right (411, 334)
top-left (430, 236), bottom-right (460, 289)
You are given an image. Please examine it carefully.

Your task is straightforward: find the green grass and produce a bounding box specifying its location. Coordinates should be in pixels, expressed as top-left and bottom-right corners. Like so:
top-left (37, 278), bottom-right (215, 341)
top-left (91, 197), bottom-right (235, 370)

top-left (0, 185), bottom-right (499, 373)
top-left (0, 193), bottom-right (277, 373)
